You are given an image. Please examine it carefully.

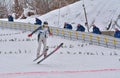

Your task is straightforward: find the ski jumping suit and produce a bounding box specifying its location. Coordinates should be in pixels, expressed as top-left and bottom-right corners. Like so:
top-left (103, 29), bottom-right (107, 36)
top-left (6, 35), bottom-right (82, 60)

top-left (29, 24), bottom-right (51, 57)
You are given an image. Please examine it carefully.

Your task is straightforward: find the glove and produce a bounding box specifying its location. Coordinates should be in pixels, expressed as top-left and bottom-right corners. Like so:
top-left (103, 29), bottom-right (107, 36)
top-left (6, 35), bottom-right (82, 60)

top-left (49, 32), bottom-right (53, 36)
top-left (28, 34), bottom-right (32, 37)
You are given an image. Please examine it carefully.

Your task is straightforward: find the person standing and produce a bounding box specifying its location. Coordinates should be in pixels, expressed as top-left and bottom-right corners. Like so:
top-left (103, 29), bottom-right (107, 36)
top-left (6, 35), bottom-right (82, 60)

top-left (8, 15), bottom-right (14, 22)
top-left (114, 28), bottom-right (120, 38)
top-left (76, 24), bottom-right (85, 32)
top-left (64, 22), bottom-right (73, 30)
top-left (28, 21), bottom-right (52, 58)
top-left (92, 24), bottom-right (101, 34)
top-left (34, 18), bottom-right (42, 25)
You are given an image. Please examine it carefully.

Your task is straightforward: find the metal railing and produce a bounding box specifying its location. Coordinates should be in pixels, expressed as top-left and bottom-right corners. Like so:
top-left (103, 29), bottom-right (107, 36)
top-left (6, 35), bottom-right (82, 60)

top-left (0, 21), bottom-right (120, 49)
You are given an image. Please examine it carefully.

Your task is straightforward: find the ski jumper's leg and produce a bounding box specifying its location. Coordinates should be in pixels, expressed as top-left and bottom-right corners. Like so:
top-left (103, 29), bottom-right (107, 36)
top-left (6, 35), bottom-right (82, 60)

top-left (42, 36), bottom-right (47, 57)
top-left (37, 33), bottom-right (40, 42)
top-left (37, 35), bottom-right (43, 57)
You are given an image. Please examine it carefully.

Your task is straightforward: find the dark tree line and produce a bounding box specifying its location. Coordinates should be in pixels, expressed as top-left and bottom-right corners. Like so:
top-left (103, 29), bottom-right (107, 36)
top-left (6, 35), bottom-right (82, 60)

top-left (0, 0), bottom-right (79, 18)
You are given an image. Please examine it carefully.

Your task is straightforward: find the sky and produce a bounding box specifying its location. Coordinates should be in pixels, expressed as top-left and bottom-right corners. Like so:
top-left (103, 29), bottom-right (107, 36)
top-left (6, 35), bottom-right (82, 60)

top-left (0, 0), bottom-right (120, 78)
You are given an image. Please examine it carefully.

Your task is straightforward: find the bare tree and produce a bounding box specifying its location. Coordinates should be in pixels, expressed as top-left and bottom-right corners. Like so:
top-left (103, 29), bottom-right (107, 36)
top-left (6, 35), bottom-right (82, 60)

top-left (48, 0), bottom-right (79, 12)
top-left (0, 1), bottom-right (8, 18)
top-left (11, 0), bottom-right (79, 18)
top-left (27, 0), bottom-right (79, 15)
top-left (12, 0), bottom-right (23, 18)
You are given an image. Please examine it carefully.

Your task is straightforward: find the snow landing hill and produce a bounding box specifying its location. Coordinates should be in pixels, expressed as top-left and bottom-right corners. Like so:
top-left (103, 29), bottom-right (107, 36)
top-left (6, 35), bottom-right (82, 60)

top-left (0, 28), bottom-right (120, 78)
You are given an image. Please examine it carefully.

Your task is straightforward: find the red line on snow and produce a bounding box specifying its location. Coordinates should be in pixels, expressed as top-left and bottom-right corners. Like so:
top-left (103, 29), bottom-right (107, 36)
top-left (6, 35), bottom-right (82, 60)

top-left (0, 68), bottom-right (120, 76)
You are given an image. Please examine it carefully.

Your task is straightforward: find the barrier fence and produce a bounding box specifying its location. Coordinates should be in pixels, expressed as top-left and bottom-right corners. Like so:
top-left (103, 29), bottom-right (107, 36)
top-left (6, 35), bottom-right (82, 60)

top-left (0, 21), bottom-right (120, 49)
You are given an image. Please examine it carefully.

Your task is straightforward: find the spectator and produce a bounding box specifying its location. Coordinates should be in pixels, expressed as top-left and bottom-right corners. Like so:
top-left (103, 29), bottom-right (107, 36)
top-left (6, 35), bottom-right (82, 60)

top-left (34, 18), bottom-right (42, 25)
top-left (114, 28), bottom-right (120, 38)
top-left (64, 22), bottom-right (72, 30)
top-left (8, 15), bottom-right (14, 22)
top-left (76, 24), bottom-right (85, 32)
top-left (92, 24), bottom-right (101, 34)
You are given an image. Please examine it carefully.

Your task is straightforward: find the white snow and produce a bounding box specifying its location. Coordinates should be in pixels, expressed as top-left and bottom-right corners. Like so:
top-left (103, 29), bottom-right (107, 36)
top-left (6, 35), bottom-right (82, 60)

top-left (0, 0), bottom-right (120, 78)
top-left (16, 0), bottom-right (120, 31)
top-left (0, 28), bottom-right (120, 78)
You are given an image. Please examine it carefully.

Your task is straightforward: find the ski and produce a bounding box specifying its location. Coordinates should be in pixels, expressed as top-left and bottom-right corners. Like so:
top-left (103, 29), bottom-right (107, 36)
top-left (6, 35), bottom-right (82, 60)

top-left (89, 18), bottom-right (95, 29)
top-left (107, 19), bottom-right (112, 30)
top-left (37, 43), bottom-right (63, 64)
top-left (33, 47), bottom-right (49, 62)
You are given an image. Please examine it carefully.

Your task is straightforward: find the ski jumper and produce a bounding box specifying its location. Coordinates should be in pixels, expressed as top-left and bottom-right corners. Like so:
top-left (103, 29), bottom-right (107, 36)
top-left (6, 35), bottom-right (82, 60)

top-left (30, 25), bottom-right (51, 57)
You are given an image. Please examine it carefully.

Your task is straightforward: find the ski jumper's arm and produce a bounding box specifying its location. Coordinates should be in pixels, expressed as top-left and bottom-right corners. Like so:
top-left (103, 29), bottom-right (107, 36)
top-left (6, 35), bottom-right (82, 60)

top-left (48, 27), bottom-right (52, 35)
top-left (31, 26), bottom-right (42, 35)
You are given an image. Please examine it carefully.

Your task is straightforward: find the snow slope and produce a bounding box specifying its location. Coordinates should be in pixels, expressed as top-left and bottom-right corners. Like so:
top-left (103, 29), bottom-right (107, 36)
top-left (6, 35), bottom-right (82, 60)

top-left (7, 0), bottom-right (120, 31)
top-left (36, 0), bottom-right (120, 31)
top-left (1, 0), bottom-right (120, 31)
top-left (0, 29), bottom-right (120, 78)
